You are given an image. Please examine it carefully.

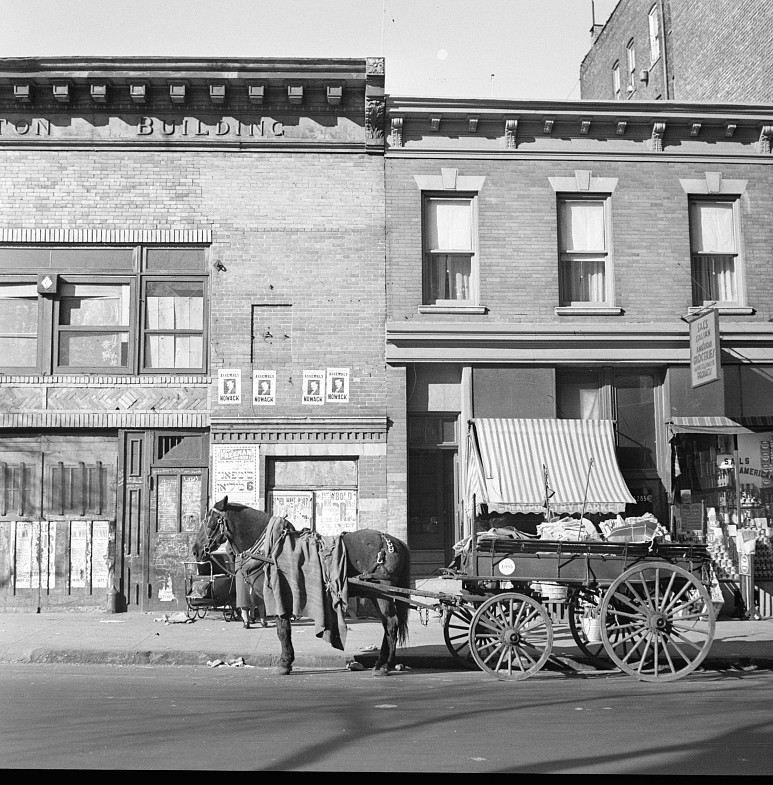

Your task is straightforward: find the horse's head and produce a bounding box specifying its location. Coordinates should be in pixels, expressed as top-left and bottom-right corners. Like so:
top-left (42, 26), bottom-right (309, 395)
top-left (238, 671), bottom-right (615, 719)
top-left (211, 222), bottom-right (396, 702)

top-left (192, 496), bottom-right (230, 561)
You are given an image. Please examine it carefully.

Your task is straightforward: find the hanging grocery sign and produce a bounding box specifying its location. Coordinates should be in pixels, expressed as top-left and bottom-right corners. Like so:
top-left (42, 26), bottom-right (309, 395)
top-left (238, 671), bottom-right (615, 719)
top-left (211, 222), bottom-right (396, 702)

top-left (689, 308), bottom-right (721, 388)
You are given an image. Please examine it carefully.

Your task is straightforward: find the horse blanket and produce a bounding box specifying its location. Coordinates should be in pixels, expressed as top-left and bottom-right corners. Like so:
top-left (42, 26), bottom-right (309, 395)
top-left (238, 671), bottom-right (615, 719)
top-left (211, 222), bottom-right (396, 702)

top-left (240, 516), bottom-right (349, 650)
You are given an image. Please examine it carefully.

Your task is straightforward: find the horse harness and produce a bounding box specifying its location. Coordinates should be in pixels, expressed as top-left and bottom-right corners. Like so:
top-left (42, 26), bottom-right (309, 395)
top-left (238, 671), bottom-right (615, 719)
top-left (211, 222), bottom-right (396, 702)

top-left (358, 533), bottom-right (396, 581)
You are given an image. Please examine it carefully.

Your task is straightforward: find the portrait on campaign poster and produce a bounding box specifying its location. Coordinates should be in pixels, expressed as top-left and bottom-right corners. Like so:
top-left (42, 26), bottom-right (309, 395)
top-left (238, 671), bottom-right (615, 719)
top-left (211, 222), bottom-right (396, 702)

top-left (326, 367), bottom-right (349, 402)
top-left (218, 369), bottom-right (241, 404)
top-left (253, 370), bottom-right (276, 405)
top-left (302, 370), bottom-right (325, 405)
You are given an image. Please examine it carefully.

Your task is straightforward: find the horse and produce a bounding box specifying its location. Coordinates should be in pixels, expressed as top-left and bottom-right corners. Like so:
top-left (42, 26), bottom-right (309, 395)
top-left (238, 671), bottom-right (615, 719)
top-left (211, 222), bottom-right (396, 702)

top-left (192, 496), bottom-right (411, 676)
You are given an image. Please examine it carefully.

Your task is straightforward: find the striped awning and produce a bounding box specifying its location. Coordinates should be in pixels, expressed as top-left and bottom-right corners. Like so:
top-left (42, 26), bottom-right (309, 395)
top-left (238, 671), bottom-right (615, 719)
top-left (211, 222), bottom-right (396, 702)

top-left (668, 416), bottom-right (773, 435)
top-left (466, 418), bottom-right (635, 515)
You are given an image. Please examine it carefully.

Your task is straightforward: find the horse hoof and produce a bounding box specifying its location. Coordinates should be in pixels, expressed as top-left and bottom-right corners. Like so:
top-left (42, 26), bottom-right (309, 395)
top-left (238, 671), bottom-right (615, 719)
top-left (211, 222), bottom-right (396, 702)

top-left (274, 665), bottom-right (292, 676)
top-left (243, 621), bottom-right (250, 629)
top-left (372, 667), bottom-right (390, 677)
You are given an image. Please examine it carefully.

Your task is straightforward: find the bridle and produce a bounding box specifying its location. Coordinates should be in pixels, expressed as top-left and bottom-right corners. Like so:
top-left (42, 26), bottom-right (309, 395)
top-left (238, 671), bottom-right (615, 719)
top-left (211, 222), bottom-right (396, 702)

top-left (200, 508), bottom-right (235, 574)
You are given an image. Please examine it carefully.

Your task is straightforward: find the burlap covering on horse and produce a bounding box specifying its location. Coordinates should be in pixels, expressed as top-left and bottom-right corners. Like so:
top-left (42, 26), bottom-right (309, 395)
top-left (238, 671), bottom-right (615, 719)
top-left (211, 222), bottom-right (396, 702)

top-left (257, 516), bottom-right (350, 650)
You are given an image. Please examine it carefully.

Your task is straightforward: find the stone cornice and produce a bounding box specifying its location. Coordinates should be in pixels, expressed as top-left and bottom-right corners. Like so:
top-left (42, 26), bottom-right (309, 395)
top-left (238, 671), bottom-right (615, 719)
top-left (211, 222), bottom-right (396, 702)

top-left (211, 416), bottom-right (388, 442)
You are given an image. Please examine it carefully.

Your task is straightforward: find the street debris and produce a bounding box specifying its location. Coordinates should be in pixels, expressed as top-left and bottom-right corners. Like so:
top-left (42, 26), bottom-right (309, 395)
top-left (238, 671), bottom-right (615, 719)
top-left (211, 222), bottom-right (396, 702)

top-left (154, 612), bottom-right (193, 625)
top-left (346, 661), bottom-right (365, 671)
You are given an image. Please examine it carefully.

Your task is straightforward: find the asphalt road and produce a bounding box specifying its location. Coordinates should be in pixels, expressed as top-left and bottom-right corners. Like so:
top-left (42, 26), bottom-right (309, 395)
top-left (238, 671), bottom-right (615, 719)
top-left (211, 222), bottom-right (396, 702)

top-left (2, 662), bottom-right (771, 773)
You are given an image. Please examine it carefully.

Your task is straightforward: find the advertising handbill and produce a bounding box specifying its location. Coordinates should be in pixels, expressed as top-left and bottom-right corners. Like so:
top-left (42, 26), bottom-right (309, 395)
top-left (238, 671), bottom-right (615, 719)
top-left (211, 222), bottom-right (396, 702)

top-left (253, 369), bottom-right (276, 405)
top-left (315, 489), bottom-right (357, 537)
top-left (212, 444), bottom-right (260, 508)
top-left (326, 367), bottom-right (350, 403)
top-left (218, 368), bottom-right (242, 404)
top-left (302, 370), bottom-right (325, 405)
top-left (270, 491), bottom-right (313, 529)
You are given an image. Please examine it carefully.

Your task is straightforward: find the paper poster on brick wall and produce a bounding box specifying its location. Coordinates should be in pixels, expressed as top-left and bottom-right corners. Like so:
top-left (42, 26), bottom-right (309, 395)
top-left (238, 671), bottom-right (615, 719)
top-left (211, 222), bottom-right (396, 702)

top-left (326, 367), bottom-right (349, 403)
top-left (302, 370), bottom-right (325, 405)
top-left (91, 521), bottom-right (110, 589)
top-left (212, 444), bottom-right (259, 507)
top-left (315, 490), bottom-right (357, 537)
top-left (253, 370), bottom-right (276, 405)
top-left (218, 369), bottom-right (241, 404)
top-left (270, 491), bottom-right (313, 530)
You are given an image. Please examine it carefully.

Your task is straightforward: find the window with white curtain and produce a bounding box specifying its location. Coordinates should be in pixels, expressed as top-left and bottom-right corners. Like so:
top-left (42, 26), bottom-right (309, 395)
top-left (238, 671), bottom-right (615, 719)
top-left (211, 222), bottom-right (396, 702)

top-left (423, 195), bottom-right (476, 305)
top-left (558, 197), bottom-right (610, 306)
top-left (648, 6), bottom-right (661, 64)
top-left (689, 199), bottom-right (740, 305)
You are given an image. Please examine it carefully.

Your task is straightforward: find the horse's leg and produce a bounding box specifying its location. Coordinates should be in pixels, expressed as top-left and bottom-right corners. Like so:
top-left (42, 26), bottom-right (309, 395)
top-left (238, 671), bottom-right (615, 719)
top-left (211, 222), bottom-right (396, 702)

top-left (274, 613), bottom-right (294, 675)
top-left (372, 597), bottom-right (399, 676)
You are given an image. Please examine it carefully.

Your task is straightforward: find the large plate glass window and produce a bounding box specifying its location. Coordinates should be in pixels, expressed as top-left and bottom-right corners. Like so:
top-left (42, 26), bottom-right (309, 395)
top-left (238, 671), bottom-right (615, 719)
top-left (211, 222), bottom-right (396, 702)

top-left (55, 281), bottom-right (131, 371)
top-left (689, 198), bottom-right (740, 306)
top-left (423, 195), bottom-right (477, 306)
top-left (142, 279), bottom-right (204, 371)
top-left (558, 196), bottom-right (611, 306)
top-left (0, 283), bottom-right (38, 369)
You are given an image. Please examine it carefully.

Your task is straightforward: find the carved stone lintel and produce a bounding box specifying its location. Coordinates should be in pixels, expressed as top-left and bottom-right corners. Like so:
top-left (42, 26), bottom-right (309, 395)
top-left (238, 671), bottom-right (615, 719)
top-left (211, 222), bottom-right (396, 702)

top-left (759, 126), bottom-right (773, 154)
top-left (505, 118), bottom-right (518, 149)
top-left (390, 116), bottom-right (403, 148)
top-left (651, 122), bottom-right (666, 151)
top-left (365, 98), bottom-right (385, 142)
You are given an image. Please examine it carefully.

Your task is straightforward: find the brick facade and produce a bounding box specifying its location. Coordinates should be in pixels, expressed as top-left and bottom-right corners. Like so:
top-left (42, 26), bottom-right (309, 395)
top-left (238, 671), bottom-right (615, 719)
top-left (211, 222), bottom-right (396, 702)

top-left (580, 0), bottom-right (773, 103)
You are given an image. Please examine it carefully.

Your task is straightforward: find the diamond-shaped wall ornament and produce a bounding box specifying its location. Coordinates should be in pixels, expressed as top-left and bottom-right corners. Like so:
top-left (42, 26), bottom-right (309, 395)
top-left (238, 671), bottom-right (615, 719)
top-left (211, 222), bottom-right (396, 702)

top-left (37, 273), bottom-right (58, 294)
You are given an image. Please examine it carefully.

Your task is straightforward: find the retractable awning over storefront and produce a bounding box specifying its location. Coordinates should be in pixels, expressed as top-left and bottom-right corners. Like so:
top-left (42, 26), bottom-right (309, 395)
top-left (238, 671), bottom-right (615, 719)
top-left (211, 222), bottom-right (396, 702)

top-left (466, 418), bottom-right (635, 515)
top-left (667, 416), bottom-right (773, 436)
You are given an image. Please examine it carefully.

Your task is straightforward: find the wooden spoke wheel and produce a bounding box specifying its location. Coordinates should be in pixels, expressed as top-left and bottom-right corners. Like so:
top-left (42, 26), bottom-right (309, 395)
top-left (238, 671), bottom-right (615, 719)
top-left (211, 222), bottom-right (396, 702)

top-left (442, 603), bottom-right (477, 668)
top-left (468, 593), bottom-right (553, 681)
top-left (599, 562), bottom-right (716, 682)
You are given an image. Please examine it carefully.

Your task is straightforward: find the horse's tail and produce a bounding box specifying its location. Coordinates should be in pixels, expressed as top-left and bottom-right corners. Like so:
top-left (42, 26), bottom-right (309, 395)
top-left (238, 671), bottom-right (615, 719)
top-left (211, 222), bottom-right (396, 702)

top-left (395, 539), bottom-right (411, 646)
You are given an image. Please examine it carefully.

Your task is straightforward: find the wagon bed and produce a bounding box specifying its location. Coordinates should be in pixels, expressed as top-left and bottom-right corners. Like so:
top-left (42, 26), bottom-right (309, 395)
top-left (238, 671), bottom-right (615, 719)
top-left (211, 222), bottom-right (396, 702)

top-left (351, 536), bottom-right (717, 683)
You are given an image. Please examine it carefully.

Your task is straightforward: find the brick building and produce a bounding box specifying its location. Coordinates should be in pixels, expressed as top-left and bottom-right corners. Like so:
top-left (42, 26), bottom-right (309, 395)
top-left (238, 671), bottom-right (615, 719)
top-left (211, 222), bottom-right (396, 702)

top-left (580, 0), bottom-right (773, 102)
top-left (385, 95), bottom-right (773, 607)
top-left (0, 57), bottom-right (390, 612)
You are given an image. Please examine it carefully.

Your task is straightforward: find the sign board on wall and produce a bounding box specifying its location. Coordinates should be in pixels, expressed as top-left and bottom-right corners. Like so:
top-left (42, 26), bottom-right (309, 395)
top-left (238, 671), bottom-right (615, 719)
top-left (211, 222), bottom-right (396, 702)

top-left (218, 369), bottom-right (241, 404)
top-left (689, 308), bottom-right (721, 388)
top-left (212, 444), bottom-right (259, 508)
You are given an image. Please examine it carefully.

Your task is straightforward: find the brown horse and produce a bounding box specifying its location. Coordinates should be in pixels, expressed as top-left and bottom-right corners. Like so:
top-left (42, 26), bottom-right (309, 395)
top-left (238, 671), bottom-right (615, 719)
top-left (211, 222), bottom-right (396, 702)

top-left (192, 496), bottom-right (411, 675)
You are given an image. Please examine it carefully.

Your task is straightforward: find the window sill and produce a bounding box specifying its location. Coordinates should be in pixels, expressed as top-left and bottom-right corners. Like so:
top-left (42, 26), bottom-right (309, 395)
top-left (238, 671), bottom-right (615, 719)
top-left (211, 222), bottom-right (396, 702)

top-left (554, 306), bottom-right (623, 316)
top-left (687, 306), bottom-right (755, 317)
top-left (418, 304), bottom-right (488, 315)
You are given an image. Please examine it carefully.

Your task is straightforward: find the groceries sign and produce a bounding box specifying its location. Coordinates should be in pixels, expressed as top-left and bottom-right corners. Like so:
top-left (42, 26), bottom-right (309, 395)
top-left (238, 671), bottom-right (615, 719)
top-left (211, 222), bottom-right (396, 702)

top-left (690, 308), bottom-right (721, 388)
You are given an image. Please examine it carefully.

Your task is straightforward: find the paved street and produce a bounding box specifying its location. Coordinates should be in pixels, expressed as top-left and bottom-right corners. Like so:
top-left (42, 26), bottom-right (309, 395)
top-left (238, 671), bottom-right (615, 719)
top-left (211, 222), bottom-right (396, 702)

top-left (2, 663), bottom-right (771, 772)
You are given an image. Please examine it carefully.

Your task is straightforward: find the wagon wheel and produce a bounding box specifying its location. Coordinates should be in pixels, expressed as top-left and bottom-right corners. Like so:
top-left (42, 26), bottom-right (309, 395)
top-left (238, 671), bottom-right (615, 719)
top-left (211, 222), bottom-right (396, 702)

top-left (599, 562), bottom-right (716, 682)
top-left (442, 603), bottom-right (477, 668)
top-left (468, 592), bottom-right (553, 681)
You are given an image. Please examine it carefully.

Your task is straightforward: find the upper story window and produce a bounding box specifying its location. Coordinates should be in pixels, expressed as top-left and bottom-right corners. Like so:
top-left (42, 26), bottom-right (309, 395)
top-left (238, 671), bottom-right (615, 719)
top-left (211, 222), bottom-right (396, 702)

top-left (423, 195), bottom-right (477, 306)
top-left (689, 199), bottom-right (742, 306)
top-left (0, 246), bottom-right (208, 374)
top-left (558, 196), bottom-right (612, 307)
top-left (648, 5), bottom-right (661, 63)
top-left (612, 62), bottom-right (621, 99)
top-left (626, 40), bottom-right (636, 92)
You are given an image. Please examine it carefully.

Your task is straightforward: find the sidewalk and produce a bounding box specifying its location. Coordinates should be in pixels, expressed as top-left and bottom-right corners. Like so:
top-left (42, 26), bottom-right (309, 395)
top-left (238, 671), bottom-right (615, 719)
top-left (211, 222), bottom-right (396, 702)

top-left (1, 608), bottom-right (772, 673)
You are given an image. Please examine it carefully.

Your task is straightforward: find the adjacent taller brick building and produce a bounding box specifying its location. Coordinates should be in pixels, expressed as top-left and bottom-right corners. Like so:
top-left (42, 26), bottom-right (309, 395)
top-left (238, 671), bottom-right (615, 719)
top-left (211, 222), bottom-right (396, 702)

top-left (580, 0), bottom-right (773, 102)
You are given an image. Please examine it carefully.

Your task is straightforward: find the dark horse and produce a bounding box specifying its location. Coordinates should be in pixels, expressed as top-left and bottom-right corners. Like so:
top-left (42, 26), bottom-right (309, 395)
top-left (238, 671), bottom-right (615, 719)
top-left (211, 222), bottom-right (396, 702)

top-left (192, 496), bottom-right (411, 676)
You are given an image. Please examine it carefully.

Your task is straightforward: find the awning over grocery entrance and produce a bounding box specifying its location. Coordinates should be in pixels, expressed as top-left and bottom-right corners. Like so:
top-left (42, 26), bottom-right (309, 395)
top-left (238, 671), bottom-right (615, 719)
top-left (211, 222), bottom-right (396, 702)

top-left (466, 418), bottom-right (635, 515)
top-left (667, 416), bottom-right (773, 435)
